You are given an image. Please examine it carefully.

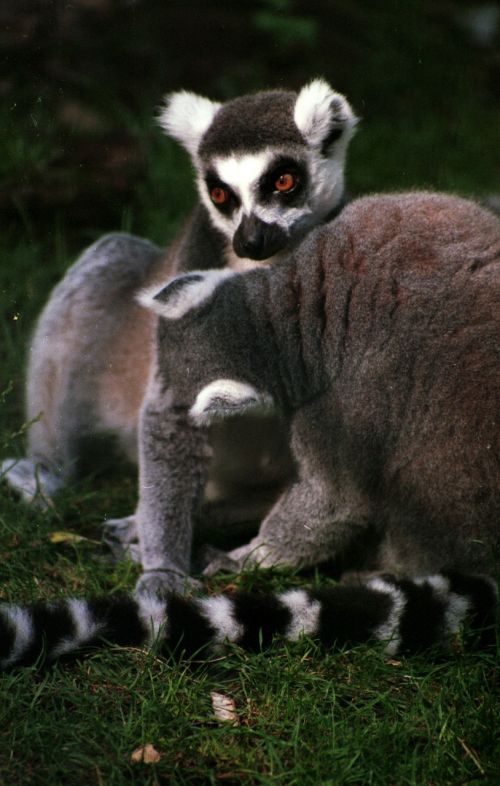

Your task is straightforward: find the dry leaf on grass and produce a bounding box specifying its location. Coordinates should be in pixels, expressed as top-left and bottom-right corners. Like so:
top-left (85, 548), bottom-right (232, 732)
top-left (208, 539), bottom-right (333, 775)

top-left (210, 691), bottom-right (240, 726)
top-left (48, 531), bottom-right (99, 545)
top-left (130, 743), bottom-right (162, 764)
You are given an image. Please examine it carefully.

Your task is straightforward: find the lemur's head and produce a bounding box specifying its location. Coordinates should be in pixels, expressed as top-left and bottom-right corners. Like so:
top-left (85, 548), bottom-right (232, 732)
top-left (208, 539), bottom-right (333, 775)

top-left (159, 79), bottom-right (357, 262)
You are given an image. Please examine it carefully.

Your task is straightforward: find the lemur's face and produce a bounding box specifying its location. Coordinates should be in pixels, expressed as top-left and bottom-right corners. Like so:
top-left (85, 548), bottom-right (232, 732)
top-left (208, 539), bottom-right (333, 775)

top-left (199, 148), bottom-right (334, 261)
top-left (160, 80), bottom-right (357, 262)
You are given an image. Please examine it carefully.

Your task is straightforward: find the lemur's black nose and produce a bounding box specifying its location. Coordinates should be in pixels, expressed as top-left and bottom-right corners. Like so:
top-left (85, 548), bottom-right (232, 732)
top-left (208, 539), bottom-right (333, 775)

top-left (233, 214), bottom-right (288, 260)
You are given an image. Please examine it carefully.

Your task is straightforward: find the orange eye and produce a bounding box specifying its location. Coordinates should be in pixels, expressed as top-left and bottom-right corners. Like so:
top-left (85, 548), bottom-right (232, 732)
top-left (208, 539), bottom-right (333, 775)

top-left (210, 186), bottom-right (228, 205)
top-left (275, 173), bottom-right (295, 193)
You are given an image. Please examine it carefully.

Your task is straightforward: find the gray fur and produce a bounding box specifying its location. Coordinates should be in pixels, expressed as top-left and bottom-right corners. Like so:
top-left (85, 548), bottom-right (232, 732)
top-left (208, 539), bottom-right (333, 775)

top-left (137, 192), bottom-right (499, 592)
top-left (10, 233), bottom-right (165, 500)
top-left (2, 81), bottom-right (354, 584)
top-left (198, 92), bottom-right (304, 156)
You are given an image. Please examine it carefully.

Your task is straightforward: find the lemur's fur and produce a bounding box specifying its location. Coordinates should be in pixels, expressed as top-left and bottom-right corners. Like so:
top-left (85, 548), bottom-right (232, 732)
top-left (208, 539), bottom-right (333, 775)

top-left (1, 79), bottom-right (356, 576)
top-left (0, 573), bottom-right (496, 669)
top-left (131, 192), bottom-right (500, 595)
top-left (1, 192), bottom-right (498, 668)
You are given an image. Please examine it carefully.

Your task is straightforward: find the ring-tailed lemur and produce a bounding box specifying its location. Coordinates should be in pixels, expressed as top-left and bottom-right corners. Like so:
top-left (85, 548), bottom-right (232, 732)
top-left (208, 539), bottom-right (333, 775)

top-left (133, 191), bottom-right (500, 594)
top-left (0, 572), bottom-right (496, 669)
top-left (1, 191), bottom-right (498, 669)
top-left (1, 79), bottom-right (357, 572)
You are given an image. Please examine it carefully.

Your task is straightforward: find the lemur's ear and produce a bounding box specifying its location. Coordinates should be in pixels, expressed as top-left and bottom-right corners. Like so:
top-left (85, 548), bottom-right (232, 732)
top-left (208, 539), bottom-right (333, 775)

top-left (159, 91), bottom-right (222, 157)
top-left (190, 380), bottom-right (276, 426)
top-left (294, 79), bottom-right (358, 153)
top-left (138, 269), bottom-right (236, 320)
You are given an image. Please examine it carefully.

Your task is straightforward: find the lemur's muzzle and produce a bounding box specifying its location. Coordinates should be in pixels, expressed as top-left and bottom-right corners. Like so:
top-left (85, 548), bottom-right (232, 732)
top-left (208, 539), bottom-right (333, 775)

top-left (233, 214), bottom-right (288, 261)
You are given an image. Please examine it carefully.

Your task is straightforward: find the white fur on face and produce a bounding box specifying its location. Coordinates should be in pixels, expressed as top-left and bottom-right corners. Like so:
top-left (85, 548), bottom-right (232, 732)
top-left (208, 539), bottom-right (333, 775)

top-left (305, 151), bottom-right (344, 223)
top-left (198, 151), bottom-right (273, 238)
top-left (138, 269), bottom-right (237, 320)
top-left (159, 91), bottom-right (222, 157)
top-left (199, 144), bottom-right (352, 248)
top-left (198, 149), bottom-right (329, 243)
top-left (190, 379), bottom-right (275, 426)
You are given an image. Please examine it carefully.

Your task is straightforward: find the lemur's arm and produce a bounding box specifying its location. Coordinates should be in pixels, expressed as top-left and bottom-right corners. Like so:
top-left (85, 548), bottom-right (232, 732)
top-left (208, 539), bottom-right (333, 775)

top-left (134, 392), bottom-right (209, 596)
top-left (181, 380), bottom-right (370, 577)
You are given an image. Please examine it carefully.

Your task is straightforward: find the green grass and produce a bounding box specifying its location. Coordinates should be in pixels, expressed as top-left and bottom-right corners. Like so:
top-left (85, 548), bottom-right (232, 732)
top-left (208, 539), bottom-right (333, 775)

top-left (0, 504), bottom-right (499, 786)
top-left (2, 3), bottom-right (500, 782)
top-left (0, 492), bottom-right (498, 785)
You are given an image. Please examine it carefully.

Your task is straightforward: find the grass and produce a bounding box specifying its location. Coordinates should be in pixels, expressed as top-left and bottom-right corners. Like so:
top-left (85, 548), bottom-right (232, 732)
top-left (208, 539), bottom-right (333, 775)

top-left (0, 494), bottom-right (498, 785)
top-left (0, 510), bottom-right (499, 786)
top-left (1, 2), bottom-right (500, 783)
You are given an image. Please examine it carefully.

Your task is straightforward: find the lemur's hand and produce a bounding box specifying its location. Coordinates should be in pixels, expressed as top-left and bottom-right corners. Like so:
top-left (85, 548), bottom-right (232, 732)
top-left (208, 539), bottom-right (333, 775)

top-left (201, 546), bottom-right (245, 577)
top-left (103, 515), bottom-right (141, 563)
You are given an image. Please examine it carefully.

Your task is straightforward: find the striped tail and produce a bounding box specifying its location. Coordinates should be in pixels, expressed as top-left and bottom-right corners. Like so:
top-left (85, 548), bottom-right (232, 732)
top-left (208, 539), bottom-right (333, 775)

top-left (0, 573), bottom-right (497, 669)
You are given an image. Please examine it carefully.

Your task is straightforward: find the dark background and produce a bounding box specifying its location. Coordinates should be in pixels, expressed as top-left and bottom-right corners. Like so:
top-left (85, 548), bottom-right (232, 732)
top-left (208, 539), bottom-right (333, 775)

top-left (1, 0), bottom-right (499, 254)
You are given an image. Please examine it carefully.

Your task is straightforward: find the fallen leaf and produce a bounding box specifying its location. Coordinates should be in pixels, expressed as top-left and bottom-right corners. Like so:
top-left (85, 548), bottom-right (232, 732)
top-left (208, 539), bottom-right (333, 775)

top-left (210, 691), bottom-right (240, 726)
top-left (130, 743), bottom-right (162, 764)
top-left (48, 531), bottom-right (99, 545)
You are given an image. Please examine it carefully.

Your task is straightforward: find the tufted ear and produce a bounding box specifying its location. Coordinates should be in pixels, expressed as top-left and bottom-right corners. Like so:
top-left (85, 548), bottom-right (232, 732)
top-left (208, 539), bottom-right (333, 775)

top-left (189, 379), bottom-right (276, 426)
top-left (138, 269), bottom-right (237, 320)
top-left (293, 78), bottom-right (358, 154)
top-left (158, 90), bottom-right (222, 157)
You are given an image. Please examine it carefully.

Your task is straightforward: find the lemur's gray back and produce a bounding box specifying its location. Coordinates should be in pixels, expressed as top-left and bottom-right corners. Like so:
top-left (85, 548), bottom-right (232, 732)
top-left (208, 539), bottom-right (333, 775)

top-left (154, 191), bottom-right (499, 417)
top-left (147, 192), bottom-right (500, 578)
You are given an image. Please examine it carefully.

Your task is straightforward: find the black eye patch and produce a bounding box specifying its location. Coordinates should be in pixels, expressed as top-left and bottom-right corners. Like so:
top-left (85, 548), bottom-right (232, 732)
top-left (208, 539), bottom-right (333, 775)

top-left (205, 172), bottom-right (240, 215)
top-left (258, 157), bottom-right (307, 204)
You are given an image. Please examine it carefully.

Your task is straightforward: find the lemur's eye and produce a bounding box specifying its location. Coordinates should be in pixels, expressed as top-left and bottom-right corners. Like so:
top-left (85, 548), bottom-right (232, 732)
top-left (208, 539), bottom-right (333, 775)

top-left (274, 173), bottom-right (296, 193)
top-left (210, 186), bottom-right (229, 205)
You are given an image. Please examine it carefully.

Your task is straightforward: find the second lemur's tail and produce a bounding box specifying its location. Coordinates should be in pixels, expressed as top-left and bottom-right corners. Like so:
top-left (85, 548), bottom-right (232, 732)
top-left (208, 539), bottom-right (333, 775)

top-left (0, 573), bottom-right (497, 670)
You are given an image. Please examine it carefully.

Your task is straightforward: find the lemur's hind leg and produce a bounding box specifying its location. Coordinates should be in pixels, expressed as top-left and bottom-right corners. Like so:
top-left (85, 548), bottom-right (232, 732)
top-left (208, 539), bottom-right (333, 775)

top-left (203, 471), bottom-right (371, 576)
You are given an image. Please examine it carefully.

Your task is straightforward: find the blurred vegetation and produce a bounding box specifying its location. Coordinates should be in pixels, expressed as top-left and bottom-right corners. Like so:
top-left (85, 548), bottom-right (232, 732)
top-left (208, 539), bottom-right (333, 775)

top-left (1, 0), bottom-right (499, 250)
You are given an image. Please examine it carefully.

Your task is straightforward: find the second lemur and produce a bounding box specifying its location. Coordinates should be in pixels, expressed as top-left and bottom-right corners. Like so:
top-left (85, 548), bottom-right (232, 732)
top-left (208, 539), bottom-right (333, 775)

top-left (2, 79), bottom-right (357, 577)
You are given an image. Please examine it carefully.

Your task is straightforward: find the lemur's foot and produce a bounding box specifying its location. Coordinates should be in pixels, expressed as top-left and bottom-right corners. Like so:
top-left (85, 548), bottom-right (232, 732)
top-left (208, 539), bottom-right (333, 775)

top-left (201, 546), bottom-right (244, 577)
top-left (102, 515), bottom-right (141, 563)
top-left (203, 540), bottom-right (293, 576)
top-left (0, 457), bottom-right (64, 508)
top-left (135, 569), bottom-right (202, 598)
